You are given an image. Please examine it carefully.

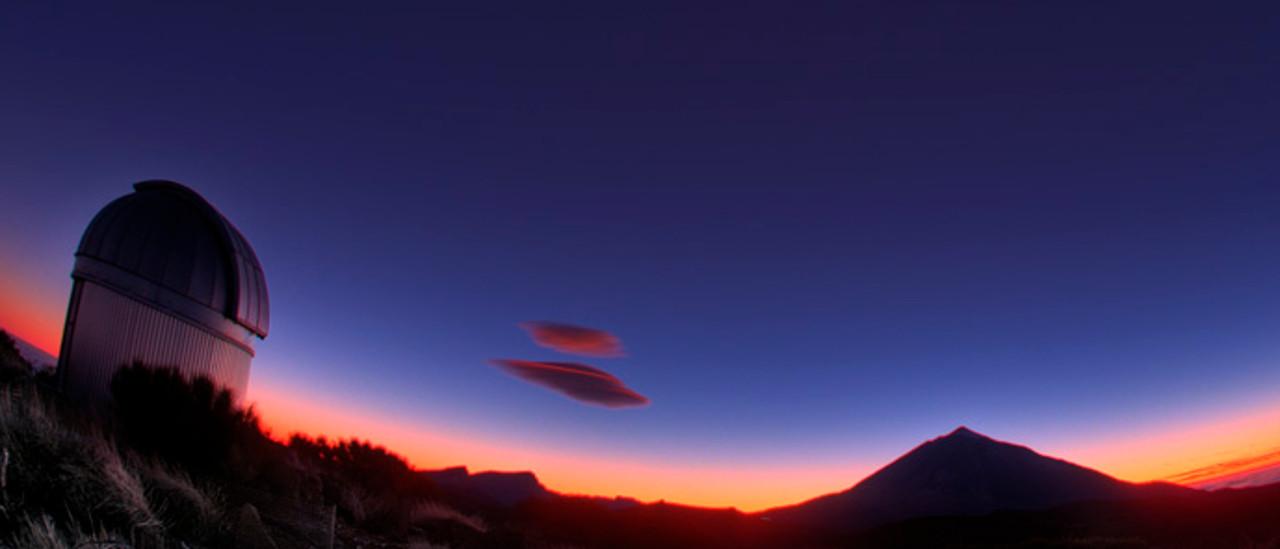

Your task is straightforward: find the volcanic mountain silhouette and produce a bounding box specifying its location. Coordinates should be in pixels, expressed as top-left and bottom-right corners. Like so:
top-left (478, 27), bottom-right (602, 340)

top-left (764, 426), bottom-right (1192, 530)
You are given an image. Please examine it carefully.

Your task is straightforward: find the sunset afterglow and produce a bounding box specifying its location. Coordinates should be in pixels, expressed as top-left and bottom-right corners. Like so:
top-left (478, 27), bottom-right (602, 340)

top-left (3, 269), bottom-right (1280, 511)
top-left (248, 378), bottom-right (876, 511)
top-left (4, 3), bottom-right (1280, 527)
top-left (246, 382), bottom-right (1280, 511)
top-left (0, 271), bottom-right (64, 356)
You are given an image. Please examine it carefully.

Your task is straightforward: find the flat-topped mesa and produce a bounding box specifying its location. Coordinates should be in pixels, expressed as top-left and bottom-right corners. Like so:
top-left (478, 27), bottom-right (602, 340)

top-left (424, 467), bottom-right (553, 507)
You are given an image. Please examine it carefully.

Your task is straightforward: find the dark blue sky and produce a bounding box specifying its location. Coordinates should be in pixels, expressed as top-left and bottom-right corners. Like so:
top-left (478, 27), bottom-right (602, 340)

top-left (3, 1), bottom-right (1280, 507)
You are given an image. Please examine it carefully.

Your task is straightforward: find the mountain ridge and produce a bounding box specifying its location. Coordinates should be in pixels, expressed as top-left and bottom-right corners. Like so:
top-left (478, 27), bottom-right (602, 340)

top-left (423, 465), bottom-right (554, 507)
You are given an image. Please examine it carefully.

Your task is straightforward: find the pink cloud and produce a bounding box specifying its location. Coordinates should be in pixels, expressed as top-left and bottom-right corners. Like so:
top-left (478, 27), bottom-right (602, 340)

top-left (519, 321), bottom-right (625, 358)
top-left (490, 359), bottom-right (648, 408)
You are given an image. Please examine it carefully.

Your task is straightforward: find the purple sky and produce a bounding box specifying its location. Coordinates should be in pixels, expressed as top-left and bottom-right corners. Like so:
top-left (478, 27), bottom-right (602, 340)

top-left (3, 1), bottom-right (1280, 508)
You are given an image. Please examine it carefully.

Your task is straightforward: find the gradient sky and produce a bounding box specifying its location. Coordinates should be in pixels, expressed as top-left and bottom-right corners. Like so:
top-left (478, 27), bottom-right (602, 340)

top-left (4, 2), bottom-right (1280, 510)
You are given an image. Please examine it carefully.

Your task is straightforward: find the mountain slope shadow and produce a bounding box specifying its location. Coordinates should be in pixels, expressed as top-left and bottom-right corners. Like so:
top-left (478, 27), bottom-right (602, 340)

top-left (762, 426), bottom-right (1192, 532)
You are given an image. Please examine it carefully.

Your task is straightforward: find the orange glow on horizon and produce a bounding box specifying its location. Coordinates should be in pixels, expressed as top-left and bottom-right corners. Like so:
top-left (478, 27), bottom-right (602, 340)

top-left (248, 380), bottom-right (870, 511)
top-left (251, 379), bottom-right (1280, 511)
top-left (1049, 401), bottom-right (1280, 489)
top-left (6, 280), bottom-right (1280, 510)
top-left (1166, 448), bottom-right (1280, 487)
top-left (0, 276), bottom-right (64, 356)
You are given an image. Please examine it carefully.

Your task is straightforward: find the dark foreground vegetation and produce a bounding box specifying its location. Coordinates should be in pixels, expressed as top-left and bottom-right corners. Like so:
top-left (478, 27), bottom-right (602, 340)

top-left (0, 330), bottom-right (779, 548)
top-left (2, 330), bottom-right (1280, 548)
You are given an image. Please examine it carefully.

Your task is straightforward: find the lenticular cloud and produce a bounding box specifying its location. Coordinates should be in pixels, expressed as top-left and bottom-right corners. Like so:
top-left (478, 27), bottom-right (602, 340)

top-left (490, 359), bottom-right (648, 408)
top-left (519, 321), bottom-right (625, 358)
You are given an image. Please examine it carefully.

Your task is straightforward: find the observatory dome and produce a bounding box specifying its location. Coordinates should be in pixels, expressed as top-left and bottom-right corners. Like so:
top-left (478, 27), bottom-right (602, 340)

top-left (76, 180), bottom-right (269, 337)
top-left (58, 181), bottom-right (269, 403)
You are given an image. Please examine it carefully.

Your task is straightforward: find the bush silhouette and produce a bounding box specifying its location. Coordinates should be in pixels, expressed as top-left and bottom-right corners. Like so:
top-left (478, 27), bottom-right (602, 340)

top-left (289, 435), bottom-right (442, 533)
top-left (0, 330), bottom-right (32, 383)
top-left (110, 364), bottom-right (267, 479)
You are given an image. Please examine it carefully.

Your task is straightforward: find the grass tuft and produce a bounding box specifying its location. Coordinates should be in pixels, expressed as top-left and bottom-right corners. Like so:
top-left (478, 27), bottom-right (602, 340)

top-left (0, 385), bottom-right (159, 541)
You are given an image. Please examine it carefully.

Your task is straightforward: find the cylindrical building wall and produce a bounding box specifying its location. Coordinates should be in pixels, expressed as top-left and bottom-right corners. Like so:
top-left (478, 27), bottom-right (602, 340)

top-left (59, 280), bottom-right (252, 404)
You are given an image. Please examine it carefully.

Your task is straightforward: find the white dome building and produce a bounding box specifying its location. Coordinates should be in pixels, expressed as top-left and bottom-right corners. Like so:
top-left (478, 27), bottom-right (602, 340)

top-left (56, 181), bottom-right (269, 404)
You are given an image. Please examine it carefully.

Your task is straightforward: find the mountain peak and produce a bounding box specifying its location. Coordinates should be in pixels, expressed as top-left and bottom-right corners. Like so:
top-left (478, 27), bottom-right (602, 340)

top-left (766, 425), bottom-right (1184, 531)
top-left (943, 425), bottom-right (985, 439)
top-left (920, 426), bottom-right (1000, 448)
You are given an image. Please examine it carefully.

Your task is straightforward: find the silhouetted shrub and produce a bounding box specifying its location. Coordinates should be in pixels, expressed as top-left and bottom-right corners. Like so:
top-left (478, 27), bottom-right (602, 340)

top-left (110, 364), bottom-right (268, 479)
top-left (0, 330), bottom-right (32, 383)
top-left (289, 435), bottom-right (441, 533)
top-left (408, 500), bottom-right (488, 533)
top-left (289, 436), bottom-right (418, 493)
top-left (0, 360), bottom-right (509, 547)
